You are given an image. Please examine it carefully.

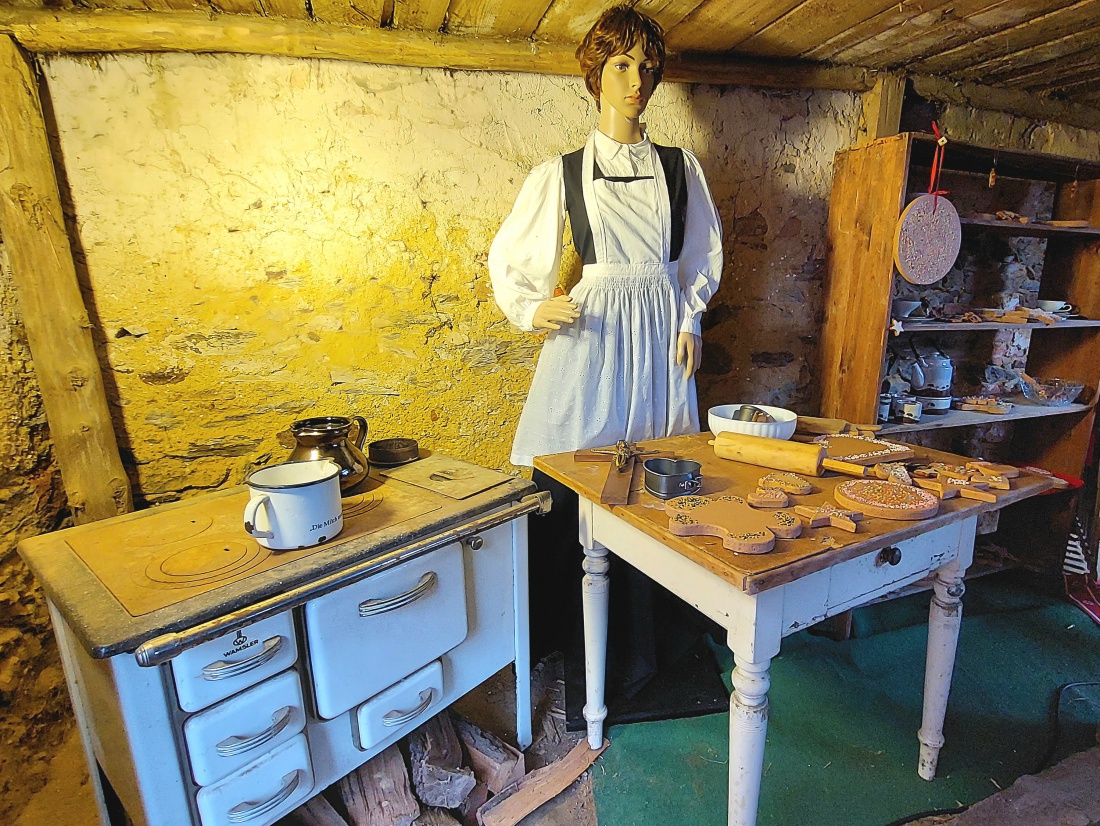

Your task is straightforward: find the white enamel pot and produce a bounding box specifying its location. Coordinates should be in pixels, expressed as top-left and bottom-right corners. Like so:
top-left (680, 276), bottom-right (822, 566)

top-left (243, 459), bottom-right (343, 550)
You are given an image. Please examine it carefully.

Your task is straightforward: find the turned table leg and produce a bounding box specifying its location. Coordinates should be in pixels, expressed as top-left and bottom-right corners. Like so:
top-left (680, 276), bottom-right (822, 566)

top-left (728, 655), bottom-right (772, 826)
top-left (918, 558), bottom-right (966, 780)
top-left (582, 542), bottom-right (610, 749)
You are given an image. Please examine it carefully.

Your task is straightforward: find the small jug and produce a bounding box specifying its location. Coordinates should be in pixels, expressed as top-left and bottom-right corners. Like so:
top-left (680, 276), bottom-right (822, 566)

top-left (287, 416), bottom-right (369, 493)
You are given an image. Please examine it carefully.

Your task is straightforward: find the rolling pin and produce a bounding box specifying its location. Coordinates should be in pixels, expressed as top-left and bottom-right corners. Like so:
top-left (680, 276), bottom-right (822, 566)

top-left (710, 431), bottom-right (868, 477)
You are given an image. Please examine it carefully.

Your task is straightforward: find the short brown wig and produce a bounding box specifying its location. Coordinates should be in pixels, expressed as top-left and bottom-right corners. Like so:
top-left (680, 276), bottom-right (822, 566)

top-left (576, 5), bottom-right (666, 106)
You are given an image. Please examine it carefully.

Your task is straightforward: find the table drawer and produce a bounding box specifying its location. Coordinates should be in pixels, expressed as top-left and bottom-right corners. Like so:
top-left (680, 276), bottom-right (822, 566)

top-left (184, 668), bottom-right (307, 787)
top-left (172, 612), bottom-right (298, 713)
top-left (304, 542), bottom-right (468, 719)
top-left (195, 733), bottom-right (313, 826)
top-left (352, 659), bottom-right (444, 751)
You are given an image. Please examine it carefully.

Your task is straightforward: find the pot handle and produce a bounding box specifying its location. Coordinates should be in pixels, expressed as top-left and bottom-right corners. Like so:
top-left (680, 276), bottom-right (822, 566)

top-left (243, 495), bottom-right (274, 539)
top-left (351, 416), bottom-right (369, 450)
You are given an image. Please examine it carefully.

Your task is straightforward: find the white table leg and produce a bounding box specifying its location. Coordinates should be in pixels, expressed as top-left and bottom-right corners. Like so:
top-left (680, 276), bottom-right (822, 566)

top-left (512, 517), bottom-right (533, 750)
top-left (728, 655), bottom-right (772, 826)
top-left (917, 558), bottom-right (966, 780)
top-left (582, 542), bottom-right (610, 749)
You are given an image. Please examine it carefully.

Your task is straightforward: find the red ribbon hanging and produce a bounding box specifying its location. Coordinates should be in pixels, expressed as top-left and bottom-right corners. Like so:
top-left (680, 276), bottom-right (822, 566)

top-left (927, 121), bottom-right (949, 212)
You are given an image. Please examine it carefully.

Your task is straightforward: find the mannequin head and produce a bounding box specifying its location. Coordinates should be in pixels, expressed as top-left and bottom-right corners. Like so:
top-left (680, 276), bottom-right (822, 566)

top-left (576, 5), bottom-right (666, 113)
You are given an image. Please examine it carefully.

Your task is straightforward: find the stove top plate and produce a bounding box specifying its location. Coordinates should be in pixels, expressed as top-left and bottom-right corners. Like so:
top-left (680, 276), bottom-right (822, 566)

top-left (66, 479), bottom-right (440, 617)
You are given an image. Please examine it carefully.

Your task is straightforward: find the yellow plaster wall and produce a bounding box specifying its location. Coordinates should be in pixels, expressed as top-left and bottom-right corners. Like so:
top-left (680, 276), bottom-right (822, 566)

top-left (37, 53), bottom-right (862, 503)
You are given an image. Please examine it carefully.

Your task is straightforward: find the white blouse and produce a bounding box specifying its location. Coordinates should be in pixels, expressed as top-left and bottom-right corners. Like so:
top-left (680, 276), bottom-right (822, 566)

top-left (489, 130), bottom-right (723, 336)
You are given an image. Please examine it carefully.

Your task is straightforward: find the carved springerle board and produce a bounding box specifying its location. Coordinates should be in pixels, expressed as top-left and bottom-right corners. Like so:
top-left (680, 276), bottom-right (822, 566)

top-left (893, 194), bottom-right (962, 285)
top-left (835, 479), bottom-right (939, 520)
top-left (665, 494), bottom-right (801, 554)
top-left (813, 434), bottom-right (915, 466)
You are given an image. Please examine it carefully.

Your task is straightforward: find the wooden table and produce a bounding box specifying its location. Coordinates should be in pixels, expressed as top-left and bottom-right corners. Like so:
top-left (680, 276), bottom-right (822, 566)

top-left (534, 432), bottom-right (1055, 826)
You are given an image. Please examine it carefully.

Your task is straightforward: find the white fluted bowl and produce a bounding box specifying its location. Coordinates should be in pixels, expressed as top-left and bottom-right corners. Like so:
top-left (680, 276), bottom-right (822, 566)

top-left (708, 404), bottom-right (798, 440)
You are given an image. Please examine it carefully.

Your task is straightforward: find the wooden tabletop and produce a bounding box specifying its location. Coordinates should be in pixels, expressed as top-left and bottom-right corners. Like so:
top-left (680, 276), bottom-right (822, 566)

top-left (533, 432), bottom-right (1056, 595)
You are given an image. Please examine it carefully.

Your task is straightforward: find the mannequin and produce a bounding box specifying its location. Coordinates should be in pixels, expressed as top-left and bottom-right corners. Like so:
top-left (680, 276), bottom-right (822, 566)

top-left (489, 5), bottom-right (724, 711)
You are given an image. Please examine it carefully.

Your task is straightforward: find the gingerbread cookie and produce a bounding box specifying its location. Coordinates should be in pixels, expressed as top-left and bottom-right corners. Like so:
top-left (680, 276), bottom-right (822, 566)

top-left (665, 494), bottom-right (801, 554)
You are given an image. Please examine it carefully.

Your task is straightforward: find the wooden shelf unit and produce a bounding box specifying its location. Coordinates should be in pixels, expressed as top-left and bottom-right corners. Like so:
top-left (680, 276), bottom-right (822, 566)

top-left (819, 132), bottom-right (1100, 479)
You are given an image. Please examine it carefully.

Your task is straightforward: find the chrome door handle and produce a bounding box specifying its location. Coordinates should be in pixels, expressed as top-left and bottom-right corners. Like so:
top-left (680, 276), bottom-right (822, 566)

top-left (382, 689), bottom-right (435, 728)
top-left (215, 706), bottom-right (293, 757)
top-left (201, 635), bottom-right (283, 681)
top-left (358, 572), bottom-right (437, 617)
top-left (226, 769), bottom-right (300, 823)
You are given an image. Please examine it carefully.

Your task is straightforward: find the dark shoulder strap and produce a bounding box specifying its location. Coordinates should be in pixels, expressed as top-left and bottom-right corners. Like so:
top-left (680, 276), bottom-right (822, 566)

top-left (562, 148), bottom-right (596, 265)
top-left (654, 144), bottom-right (687, 262)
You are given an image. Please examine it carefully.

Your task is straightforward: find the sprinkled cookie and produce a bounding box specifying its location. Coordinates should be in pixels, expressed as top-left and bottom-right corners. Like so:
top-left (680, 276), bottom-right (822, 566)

top-left (834, 479), bottom-right (939, 520)
top-left (665, 494), bottom-right (801, 554)
top-left (758, 472), bottom-right (812, 495)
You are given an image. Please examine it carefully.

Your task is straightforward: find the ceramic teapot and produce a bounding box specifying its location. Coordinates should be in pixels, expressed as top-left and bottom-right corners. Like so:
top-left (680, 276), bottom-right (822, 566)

top-left (908, 340), bottom-right (954, 394)
top-left (287, 416), bottom-right (369, 492)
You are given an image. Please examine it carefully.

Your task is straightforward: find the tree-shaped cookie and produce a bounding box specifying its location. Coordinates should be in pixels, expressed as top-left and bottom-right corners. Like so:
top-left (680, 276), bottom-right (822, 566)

top-left (665, 494), bottom-right (801, 554)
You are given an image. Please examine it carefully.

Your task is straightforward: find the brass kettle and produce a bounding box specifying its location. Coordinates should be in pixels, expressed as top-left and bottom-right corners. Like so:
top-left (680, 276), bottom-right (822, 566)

top-left (287, 416), bottom-right (369, 493)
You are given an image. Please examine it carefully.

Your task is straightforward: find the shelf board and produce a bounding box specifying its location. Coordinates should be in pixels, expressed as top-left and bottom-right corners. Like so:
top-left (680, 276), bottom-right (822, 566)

top-left (879, 400), bottom-right (1092, 435)
top-left (958, 216), bottom-right (1100, 238)
top-left (896, 319), bottom-right (1100, 332)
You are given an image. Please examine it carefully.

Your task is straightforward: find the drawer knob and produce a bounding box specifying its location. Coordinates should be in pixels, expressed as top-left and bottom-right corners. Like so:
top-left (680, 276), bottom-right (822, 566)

top-left (877, 546), bottom-right (902, 567)
top-left (466, 535), bottom-right (484, 551)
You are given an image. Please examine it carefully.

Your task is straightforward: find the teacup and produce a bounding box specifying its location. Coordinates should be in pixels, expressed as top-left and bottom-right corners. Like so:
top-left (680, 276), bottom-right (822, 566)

top-left (244, 459), bottom-right (343, 550)
top-left (1038, 300), bottom-right (1072, 313)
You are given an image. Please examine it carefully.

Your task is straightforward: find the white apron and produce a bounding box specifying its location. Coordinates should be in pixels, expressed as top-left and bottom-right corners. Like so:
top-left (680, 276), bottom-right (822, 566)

top-left (510, 134), bottom-right (699, 467)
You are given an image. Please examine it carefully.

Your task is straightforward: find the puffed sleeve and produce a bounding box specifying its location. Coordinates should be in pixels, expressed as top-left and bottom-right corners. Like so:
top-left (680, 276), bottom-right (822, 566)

top-left (676, 149), bottom-right (724, 336)
top-left (488, 158), bottom-right (567, 332)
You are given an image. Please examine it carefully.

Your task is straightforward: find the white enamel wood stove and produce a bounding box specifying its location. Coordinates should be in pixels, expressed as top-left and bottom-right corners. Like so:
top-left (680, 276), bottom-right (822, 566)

top-left (20, 464), bottom-right (544, 826)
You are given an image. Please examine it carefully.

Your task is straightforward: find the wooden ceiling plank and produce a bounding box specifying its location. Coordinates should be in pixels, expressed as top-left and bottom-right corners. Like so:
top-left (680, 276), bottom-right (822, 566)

top-left (664, 0), bottom-right (804, 53)
top-left (832, 0), bottom-right (1081, 68)
top-left (1003, 47), bottom-right (1100, 88)
top-left (1036, 71), bottom-right (1100, 97)
top-left (0, 7), bottom-right (871, 89)
top-left (734, 0), bottom-right (900, 58)
top-left (801, 0), bottom-right (957, 61)
top-left (533, 0), bottom-right (704, 45)
top-left (92, 0), bottom-right (206, 10)
top-left (911, 0), bottom-right (1100, 76)
top-left (980, 28), bottom-right (1100, 86)
top-left (258, 0), bottom-right (309, 18)
top-left (310, 0), bottom-right (384, 25)
top-left (446, 0), bottom-right (553, 38)
top-left (393, 0), bottom-right (449, 31)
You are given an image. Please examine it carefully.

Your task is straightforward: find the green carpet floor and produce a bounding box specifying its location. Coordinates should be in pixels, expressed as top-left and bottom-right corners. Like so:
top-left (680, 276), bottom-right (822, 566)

top-left (591, 571), bottom-right (1100, 826)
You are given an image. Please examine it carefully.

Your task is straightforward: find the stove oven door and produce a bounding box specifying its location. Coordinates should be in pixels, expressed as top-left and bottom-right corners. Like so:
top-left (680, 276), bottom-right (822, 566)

top-left (304, 541), bottom-right (468, 719)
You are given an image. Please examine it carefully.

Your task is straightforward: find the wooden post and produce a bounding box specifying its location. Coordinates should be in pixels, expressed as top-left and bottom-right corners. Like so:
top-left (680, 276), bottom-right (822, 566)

top-left (857, 74), bottom-right (906, 145)
top-left (0, 35), bottom-right (132, 522)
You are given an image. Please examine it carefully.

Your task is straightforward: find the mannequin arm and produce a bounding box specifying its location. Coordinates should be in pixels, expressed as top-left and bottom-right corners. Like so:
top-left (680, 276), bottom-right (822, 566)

top-left (532, 295), bottom-right (580, 330)
top-left (676, 332), bottom-right (702, 378)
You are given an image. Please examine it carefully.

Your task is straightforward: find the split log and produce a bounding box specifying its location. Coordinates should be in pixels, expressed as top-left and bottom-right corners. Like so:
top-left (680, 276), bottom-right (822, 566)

top-left (451, 714), bottom-right (525, 794)
top-left (476, 739), bottom-right (607, 826)
top-left (456, 783), bottom-right (489, 826)
top-left (0, 34), bottom-right (132, 522)
top-left (339, 744), bottom-right (420, 826)
top-left (409, 713), bottom-right (477, 808)
top-left (284, 794), bottom-right (348, 826)
top-left (411, 809), bottom-right (461, 826)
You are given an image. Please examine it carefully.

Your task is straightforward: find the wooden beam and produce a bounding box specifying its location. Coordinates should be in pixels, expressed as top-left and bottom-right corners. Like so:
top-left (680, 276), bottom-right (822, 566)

top-left (0, 8), bottom-right (874, 90)
top-left (910, 73), bottom-right (1100, 133)
top-left (0, 35), bottom-right (133, 523)
top-left (856, 73), bottom-right (904, 145)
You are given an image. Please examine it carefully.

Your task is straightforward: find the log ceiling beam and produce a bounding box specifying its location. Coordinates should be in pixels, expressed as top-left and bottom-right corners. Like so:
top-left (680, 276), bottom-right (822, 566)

top-left (911, 74), bottom-right (1100, 133)
top-left (0, 8), bottom-right (875, 90)
top-left (0, 34), bottom-right (133, 523)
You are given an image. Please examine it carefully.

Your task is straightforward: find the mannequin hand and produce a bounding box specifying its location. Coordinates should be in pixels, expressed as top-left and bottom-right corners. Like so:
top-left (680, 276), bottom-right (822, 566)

top-left (676, 332), bottom-right (702, 378)
top-left (532, 295), bottom-right (580, 330)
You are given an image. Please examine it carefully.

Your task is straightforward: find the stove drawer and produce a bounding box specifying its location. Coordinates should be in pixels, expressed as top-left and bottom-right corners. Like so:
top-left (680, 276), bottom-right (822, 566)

top-left (353, 659), bottom-right (444, 751)
top-left (195, 732), bottom-right (313, 826)
top-left (172, 612), bottom-right (298, 713)
top-left (184, 668), bottom-right (307, 787)
top-left (305, 542), bottom-right (468, 719)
